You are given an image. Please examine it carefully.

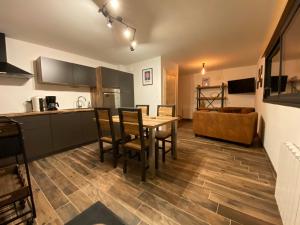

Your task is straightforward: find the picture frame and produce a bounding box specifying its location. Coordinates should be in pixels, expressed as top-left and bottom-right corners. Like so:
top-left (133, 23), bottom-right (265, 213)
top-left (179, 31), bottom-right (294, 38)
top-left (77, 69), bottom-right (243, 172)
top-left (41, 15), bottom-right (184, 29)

top-left (142, 68), bottom-right (153, 86)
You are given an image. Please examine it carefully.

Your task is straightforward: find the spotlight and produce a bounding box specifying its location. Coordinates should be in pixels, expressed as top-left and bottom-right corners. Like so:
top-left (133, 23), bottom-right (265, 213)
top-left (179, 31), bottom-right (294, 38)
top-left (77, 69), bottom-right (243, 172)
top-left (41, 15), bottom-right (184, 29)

top-left (107, 18), bottom-right (113, 28)
top-left (123, 27), bottom-right (131, 39)
top-left (130, 40), bottom-right (137, 51)
top-left (110, 0), bottom-right (119, 10)
top-left (100, 8), bottom-right (109, 17)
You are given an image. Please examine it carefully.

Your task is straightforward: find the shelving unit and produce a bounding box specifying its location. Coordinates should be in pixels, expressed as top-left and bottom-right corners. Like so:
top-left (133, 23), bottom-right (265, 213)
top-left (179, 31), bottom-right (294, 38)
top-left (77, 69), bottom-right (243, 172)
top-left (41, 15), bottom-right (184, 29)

top-left (0, 117), bottom-right (36, 225)
top-left (196, 83), bottom-right (227, 110)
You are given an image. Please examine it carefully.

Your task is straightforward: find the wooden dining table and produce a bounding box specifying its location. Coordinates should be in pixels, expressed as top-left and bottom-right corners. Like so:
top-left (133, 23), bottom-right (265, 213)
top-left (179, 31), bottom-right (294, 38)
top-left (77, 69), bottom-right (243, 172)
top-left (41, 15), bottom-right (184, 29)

top-left (112, 115), bottom-right (180, 177)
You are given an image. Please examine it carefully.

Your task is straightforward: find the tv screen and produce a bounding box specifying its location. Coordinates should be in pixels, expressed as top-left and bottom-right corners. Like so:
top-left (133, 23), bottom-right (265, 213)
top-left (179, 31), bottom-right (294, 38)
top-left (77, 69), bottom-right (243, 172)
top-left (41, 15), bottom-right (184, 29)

top-left (228, 78), bottom-right (255, 94)
top-left (271, 76), bottom-right (288, 92)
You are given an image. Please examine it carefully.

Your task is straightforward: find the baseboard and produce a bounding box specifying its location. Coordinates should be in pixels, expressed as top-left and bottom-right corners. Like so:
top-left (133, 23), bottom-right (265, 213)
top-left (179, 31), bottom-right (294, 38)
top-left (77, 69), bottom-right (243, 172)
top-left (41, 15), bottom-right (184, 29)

top-left (261, 145), bottom-right (277, 180)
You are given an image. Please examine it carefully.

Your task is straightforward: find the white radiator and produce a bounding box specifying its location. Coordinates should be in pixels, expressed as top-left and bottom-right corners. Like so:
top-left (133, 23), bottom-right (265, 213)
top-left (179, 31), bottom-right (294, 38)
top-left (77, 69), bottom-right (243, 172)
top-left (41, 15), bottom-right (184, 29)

top-left (275, 142), bottom-right (300, 225)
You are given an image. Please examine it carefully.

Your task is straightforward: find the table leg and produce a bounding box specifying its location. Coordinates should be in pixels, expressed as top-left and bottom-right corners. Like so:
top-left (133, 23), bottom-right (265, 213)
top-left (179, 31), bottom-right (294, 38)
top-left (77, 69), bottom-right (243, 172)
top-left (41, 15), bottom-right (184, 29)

top-left (171, 121), bottom-right (178, 159)
top-left (148, 127), bottom-right (156, 178)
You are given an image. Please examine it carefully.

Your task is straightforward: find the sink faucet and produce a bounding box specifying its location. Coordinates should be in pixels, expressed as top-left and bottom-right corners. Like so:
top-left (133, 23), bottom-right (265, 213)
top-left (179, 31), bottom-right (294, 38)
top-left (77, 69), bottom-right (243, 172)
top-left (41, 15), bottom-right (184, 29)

top-left (76, 96), bottom-right (87, 108)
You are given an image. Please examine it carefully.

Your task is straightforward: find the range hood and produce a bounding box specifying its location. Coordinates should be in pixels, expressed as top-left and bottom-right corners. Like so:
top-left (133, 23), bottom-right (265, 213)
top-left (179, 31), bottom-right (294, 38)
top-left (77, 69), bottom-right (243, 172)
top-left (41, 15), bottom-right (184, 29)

top-left (0, 33), bottom-right (33, 79)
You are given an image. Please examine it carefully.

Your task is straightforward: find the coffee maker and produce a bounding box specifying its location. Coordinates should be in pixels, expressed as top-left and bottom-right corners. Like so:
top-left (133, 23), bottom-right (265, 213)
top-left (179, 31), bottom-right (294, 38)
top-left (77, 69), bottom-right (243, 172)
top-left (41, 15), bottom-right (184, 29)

top-left (45, 96), bottom-right (59, 111)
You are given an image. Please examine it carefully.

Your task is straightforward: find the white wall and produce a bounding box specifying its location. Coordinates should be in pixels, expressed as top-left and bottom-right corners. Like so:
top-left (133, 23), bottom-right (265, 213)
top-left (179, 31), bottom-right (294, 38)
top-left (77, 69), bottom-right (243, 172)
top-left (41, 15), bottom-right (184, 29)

top-left (178, 65), bottom-right (256, 119)
top-left (255, 58), bottom-right (300, 172)
top-left (127, 56), bottom-right (162, 116)
top-left (0, 37), bottom-right (123, 114)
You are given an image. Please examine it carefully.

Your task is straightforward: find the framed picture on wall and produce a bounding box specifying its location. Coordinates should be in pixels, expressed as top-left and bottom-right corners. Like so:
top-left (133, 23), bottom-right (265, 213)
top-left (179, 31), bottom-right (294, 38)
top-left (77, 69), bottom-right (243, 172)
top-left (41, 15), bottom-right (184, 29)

top-left (142, 68), bottom-right (153, 86)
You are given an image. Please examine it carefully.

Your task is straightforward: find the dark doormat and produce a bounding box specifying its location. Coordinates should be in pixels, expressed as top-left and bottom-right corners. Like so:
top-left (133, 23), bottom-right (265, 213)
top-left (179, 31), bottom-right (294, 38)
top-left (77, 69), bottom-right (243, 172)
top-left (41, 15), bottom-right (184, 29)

top-left (65, 201), bottom-right (125, 225)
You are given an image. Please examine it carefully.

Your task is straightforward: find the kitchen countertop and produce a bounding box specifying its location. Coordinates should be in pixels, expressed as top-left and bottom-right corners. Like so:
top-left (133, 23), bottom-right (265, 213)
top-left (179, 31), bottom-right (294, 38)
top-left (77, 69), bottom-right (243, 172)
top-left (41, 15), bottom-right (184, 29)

top-left (0, 108), bottom-right (94, 118)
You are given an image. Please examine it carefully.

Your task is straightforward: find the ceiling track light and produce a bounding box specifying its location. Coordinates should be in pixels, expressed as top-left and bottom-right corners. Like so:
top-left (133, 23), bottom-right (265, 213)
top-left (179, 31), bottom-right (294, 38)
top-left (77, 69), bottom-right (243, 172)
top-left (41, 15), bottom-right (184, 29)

top-left (107, 17), bottom-right (113, 28)
top-left (99, 0), bottom-right (137, 51)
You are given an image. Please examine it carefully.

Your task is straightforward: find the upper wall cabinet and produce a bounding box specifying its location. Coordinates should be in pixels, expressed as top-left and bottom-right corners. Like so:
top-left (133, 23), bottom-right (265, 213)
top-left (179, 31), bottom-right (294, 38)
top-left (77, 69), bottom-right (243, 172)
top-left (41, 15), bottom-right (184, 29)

top-left (36, 57), bottom-right (96, 87)
top-left (73, 64), bottom-right (96, 87)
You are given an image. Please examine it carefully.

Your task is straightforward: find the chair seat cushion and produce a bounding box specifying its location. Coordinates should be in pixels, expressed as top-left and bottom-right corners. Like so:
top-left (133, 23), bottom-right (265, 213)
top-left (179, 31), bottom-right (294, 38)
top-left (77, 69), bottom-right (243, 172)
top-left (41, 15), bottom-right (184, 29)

top-left (123, 138), bottom-right (149, 151)
top-left (100, 135), bottom-right (121, 143)
top-left (155, 130), bottom-right (171, 140)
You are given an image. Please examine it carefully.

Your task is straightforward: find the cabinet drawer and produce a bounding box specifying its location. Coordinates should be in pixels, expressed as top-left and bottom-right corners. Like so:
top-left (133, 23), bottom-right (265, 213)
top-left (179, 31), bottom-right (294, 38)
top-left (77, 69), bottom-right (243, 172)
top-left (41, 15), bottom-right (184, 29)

top-left (12, 115), bottom-right (51, 130)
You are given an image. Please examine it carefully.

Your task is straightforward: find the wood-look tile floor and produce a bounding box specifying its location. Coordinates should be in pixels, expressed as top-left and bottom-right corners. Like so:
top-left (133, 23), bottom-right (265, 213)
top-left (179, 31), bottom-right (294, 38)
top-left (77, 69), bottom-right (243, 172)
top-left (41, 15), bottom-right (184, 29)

top-left (29, 121), bottom-right (282, 225)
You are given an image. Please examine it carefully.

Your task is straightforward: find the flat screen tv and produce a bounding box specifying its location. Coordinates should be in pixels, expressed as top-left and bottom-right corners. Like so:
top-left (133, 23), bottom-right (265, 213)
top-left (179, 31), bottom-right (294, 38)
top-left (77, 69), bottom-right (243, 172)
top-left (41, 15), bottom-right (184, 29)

top-left (271, 75), bottom-right (288, 92)
top-left (228, 78), bottom-right (255, 94)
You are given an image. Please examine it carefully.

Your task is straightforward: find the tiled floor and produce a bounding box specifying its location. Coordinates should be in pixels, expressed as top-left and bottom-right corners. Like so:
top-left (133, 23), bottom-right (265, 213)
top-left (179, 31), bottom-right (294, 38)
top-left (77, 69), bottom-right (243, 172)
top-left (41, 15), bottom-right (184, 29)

top-left (29, 121), bottom-right (282, 225)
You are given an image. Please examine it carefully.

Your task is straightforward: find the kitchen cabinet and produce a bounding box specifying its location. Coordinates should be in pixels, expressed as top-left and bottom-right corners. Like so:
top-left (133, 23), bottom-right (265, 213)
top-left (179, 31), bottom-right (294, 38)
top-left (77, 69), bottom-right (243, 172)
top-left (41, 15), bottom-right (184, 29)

top-left (101, 67), bottom-right (121, 88)
top-left (50, 112), bottom-right (83, 151)
top-left (36, 57), bottom-right (96, 87)
top-left (73, 64), bottom-right (96, 87)
top-left (101, 67), bottom-right (134, 107)
top-left (37, 57), bottom-right (73, 85)
top-left (3, 110), bottom-right (98, 162)
top-left (12, 115), bottom-right (52, 160)
top-left (80, 111), bottom-right (98, 143)
top-left (120, 73), bottom-right (134, 107)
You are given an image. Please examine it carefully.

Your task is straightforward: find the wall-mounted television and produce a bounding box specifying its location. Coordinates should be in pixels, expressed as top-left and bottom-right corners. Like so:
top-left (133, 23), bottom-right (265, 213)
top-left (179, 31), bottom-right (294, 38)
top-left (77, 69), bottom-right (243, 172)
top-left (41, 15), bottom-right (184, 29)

top-left (271, 75), bottom-right (288, 92)
top-left (228, 77), bottom-right (256, 94)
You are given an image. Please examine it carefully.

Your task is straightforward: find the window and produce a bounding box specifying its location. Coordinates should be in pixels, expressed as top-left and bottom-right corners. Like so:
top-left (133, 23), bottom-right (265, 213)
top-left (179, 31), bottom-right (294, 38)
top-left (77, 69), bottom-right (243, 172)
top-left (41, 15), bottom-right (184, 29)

top-left (264, 0), bottom-right (300, 107)
top-left (282, 8), bottom-right (300, 95)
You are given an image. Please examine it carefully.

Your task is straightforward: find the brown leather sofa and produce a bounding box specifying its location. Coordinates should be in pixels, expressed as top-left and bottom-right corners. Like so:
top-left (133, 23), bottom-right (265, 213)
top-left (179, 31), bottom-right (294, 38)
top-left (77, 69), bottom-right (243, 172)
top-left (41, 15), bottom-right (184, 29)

top-left (193, 107), bottom-right (258, 145)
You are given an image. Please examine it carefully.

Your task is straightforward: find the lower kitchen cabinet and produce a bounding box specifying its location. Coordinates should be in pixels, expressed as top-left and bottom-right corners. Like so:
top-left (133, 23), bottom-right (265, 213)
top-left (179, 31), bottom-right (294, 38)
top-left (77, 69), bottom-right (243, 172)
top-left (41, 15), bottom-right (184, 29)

top-left (8, 111), bottom-right (98, 161)
top-left (12, 115), bottom-right (52, 160)
top-left (50, 112), bottom-right (83, 151)
top-left (80, 111), bottom-right (98, 143)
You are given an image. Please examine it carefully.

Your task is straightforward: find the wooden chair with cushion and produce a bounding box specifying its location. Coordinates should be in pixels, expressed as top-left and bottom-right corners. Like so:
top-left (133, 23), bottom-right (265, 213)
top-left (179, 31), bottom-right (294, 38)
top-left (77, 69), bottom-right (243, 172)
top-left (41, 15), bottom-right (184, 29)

top-left (155, 105), bottom-right (175, 166)
top-left (118, 108), bottom-right (149, 181)
top-left (136, 105), bottom-right (149, 116)
top-left (95, 108), bottom-right (121, 168)
top-left (136, 105), bottom-right (150, 137)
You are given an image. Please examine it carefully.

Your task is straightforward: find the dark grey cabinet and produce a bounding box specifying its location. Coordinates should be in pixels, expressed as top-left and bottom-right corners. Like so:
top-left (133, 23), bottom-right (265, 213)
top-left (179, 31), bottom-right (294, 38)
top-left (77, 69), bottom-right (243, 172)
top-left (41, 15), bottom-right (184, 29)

top-left (12, 115), bottom-right (52, 160)
top-left (9, 111), bottom-right (98, 161)
top-left (37, 57), bottom-right (96, 87)
top-left (50, 113), bottom-right (83, 151)
top-left (101, 67), bottom-right (134, 107)
top-left (37, 57), bottom-right (73, 85)
top-left (120, 73), bottom-right (134, 107)
top-left (73, 64), bottom-right (96, 87)
top-left (101, 67), bottom-right (121, 88)
top-left (80, 111), bottom-right (98, 143)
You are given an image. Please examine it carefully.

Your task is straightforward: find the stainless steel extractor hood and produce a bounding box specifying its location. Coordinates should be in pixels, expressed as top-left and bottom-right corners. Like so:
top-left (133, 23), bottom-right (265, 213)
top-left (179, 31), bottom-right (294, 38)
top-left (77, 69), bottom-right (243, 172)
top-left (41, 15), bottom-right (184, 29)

top-left (0, 33), bottom-right (33, 79)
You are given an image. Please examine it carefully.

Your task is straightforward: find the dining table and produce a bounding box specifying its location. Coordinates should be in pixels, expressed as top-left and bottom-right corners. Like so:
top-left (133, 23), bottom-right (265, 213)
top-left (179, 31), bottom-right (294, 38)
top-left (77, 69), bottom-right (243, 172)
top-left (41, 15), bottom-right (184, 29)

top-left (112, 115), bottom-right (180, 177)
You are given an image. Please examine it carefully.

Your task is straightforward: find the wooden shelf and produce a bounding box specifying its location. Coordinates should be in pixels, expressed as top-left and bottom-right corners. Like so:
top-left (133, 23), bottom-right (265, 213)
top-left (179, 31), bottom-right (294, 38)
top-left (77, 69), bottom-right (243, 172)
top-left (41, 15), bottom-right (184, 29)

top-left (197, 97), bottom-right (227, 100)
top-left (196, 85), bottom-right (227, 90)
top-left (196, 83), bottom-right (226, 110)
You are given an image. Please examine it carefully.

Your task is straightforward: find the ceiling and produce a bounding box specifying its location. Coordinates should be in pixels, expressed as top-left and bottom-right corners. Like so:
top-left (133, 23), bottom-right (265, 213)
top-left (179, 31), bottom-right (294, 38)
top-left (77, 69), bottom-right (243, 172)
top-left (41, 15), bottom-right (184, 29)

top-left (0, 0), bottom-right (286, 73)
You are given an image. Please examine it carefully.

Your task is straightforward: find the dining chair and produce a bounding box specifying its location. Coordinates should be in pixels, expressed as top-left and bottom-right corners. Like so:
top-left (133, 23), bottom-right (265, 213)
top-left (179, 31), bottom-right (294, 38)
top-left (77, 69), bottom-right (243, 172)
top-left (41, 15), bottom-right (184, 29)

top-left (155, 105), bottom-right (176, 165)
top-left (136, 105), bottom-right (149, 116)
top-left (94, 107), bottom-right (121, 168)
top-left (118, 108), bottom-right (149, 181)
top-left (136, 104), bottom-right (150, 137)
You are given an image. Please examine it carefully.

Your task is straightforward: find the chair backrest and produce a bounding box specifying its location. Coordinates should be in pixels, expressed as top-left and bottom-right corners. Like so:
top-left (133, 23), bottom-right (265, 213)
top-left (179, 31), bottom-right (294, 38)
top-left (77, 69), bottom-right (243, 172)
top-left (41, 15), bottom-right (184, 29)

top-left (136, 105), bottom-right (149, 116)
top-left (157, 105), bottom-right (175, 117)
top-left (118, 108), bottom-right (145, 148)
top-left (94, 108), bottom-right (116, 141)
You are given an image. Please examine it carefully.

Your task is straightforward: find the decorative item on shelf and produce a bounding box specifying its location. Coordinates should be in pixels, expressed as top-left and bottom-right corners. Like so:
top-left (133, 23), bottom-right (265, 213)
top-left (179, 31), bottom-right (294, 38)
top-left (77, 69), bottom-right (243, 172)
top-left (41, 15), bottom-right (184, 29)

top-left (257, 65), bottom-right (263, 89)
top-left (99, 0), bottom-right (137, 51)
top-left (142, 68), bottom-right (153, 86)
top-left (202, 77), bottom-right (210, 87)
